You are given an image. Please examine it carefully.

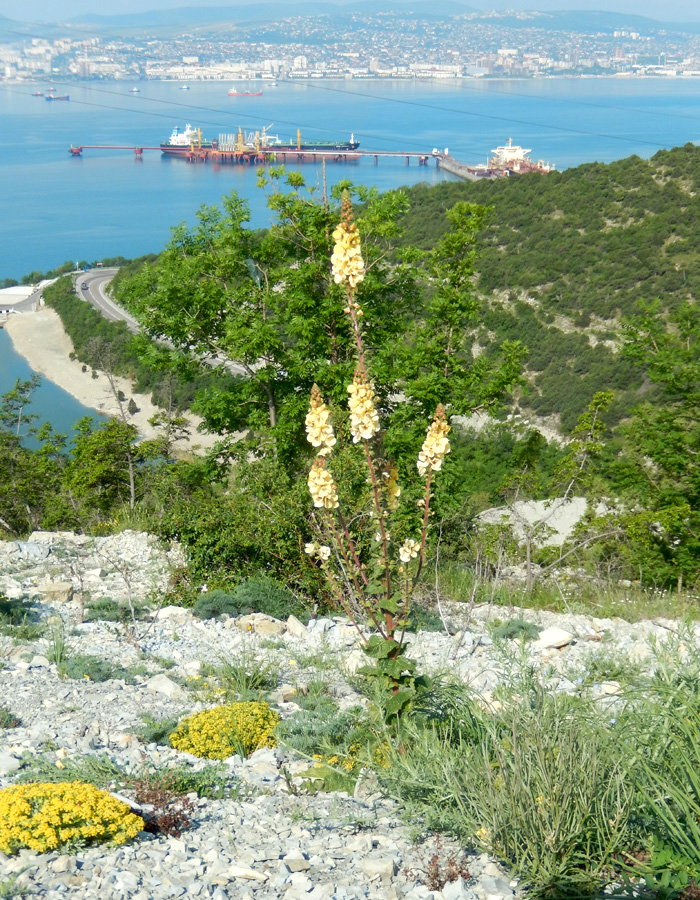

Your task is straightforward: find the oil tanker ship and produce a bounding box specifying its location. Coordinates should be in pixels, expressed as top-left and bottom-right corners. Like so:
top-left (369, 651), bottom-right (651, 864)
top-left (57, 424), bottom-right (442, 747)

top-left (160, 124), bottom-right (359, 157)
top-left (160, 124), bottom-right (215, 156)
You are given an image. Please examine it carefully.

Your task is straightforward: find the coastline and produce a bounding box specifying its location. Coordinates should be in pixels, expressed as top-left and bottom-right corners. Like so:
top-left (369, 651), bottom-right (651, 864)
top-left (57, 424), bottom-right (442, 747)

top-left (4, 309), bottom-right (219, 453)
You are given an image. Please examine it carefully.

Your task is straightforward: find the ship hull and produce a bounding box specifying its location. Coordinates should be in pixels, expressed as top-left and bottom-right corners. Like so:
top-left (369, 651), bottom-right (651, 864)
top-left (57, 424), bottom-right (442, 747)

top-left (271, 141), bottom-right (360, 152)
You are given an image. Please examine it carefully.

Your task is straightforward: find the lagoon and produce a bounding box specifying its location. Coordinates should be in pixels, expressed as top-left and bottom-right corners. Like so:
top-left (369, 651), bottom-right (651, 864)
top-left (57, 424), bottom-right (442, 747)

top-left (0, 328), bottom-right (106, 445)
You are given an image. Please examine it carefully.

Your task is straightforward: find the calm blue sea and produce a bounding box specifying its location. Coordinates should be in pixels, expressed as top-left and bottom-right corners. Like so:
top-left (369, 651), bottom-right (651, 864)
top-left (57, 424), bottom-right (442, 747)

top-left (2, 77), bottom-right (700, 282)
top-left (1, 76), bottom-right (700, 428)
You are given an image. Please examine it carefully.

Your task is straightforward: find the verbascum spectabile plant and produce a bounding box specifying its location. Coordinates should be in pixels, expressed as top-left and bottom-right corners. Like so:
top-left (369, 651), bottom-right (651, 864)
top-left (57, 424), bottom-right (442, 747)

top-left (304, 191), bottom-right (451, 717)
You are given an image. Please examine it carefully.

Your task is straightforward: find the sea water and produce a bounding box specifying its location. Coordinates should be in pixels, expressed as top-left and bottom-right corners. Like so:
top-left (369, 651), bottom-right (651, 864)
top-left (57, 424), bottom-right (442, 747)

top-left (1, 76), bottom-right (700, 427)
top-left (2, 77), bottom-right (700, 282)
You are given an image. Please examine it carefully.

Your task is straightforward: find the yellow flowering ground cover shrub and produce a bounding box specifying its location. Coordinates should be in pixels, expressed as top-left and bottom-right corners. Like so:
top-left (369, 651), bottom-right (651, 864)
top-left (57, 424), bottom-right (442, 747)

top-left (0, 782), bottom-right (143, 855)
top-left (169, 702), bottom-right (280, 759)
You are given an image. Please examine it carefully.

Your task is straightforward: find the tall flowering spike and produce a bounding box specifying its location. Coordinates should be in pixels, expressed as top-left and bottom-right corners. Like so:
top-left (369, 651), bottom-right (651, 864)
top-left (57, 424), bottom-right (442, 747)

top-left (308, 458), bottom-right (339, 510)
top-left (383, 465), bottom-right (401, 511)
top-left (347, 367), bottom-right (380, 443)
top-left (305, 385), bottom-right (336, 456)
top-left (331, 193), bottom-right (365, 289)
top-left (417, 405), bottom-right (451, 477)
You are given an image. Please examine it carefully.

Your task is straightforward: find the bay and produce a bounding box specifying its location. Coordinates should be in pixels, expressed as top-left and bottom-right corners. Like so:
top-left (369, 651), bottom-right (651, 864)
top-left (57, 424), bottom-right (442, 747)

top-left (2, 77), bottom-right (700, 282)
top-left (2, 76), bottom-right (700, 431)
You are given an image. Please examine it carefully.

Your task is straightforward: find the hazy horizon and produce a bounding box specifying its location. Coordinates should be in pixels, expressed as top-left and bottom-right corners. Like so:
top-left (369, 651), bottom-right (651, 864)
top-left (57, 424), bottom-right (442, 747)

top-left (2, 0), bottom-right (700, 24)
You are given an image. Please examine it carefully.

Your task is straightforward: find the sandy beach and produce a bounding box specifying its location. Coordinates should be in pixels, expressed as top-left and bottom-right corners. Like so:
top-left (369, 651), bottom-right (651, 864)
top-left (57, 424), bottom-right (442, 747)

top-left (4, 308), bottom-right (219, 453)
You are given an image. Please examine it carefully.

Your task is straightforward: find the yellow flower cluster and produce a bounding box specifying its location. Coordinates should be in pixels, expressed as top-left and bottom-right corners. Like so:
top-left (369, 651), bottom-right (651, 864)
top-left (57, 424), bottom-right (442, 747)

top-left (399, 539), bottom-right (419, 563)
top-left (417, 405), bottom-right (451, 477)
top-left (170, 702), bottom-right (280, 760)
top-left (305, 386), bottom-right (336, 457)
top-left (383, 466), bottom-right (401, 511)
top-left (308, 460), bottom-right (339, 509)
top-left (311, 740), bottom-right (391, 774)
top-left (305, 542), bottom-right (331, 561)
top-left (331, 222), bottom-right (365, 289)
top-left (347, 370), bottom-right (380, 443)
top-left (0, 782), bottom-right (143, 855)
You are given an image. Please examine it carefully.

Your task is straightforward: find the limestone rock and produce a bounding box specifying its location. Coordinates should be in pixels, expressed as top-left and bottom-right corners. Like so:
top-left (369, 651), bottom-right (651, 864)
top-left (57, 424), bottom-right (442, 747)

top-left (235, 613), bottom-right (286, 636)
top-left (145, 673), bottom-right (185, 700)
top-left (532, 626), bottom-right (573, 650)
top-left (0, 752), bottom-right (21, 775)
top-left (40, 581), bottom-right (74, 603)
top-left (286, 614), bottom-right (308, 638)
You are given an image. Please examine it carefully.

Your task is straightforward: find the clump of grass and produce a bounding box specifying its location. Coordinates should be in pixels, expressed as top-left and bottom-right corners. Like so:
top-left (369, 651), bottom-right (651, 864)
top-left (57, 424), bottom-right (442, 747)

top-left (58, 654), bottom-right (133, 683)
top-left (379, 678), bottom-right (637, 898)
top-left (84, 596), bottom-right (150, 623)
top-left (199, 651), bottom-right (279, 702)
top-left (0, 705), bottom-right (21, 729)
top-left (488, 616), bottom-right (542, 643)
top-left (137, 714), bottom-right (181, 746)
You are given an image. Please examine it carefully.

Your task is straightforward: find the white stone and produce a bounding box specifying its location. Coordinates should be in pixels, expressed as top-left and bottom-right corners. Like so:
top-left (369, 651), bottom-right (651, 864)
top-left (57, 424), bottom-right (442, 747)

top-left (360, 856), bottom-right (395, 878)
top-left (442, 877), bottom-right (471, 900)
top-left (532, 626), bottom-right (574, 650)
top-left (227, 864), bottom-right (268, 882)
top-left (145, 674), bottom-right (185, 700)
top-left (235, 613), bottom-right (286, 636)
top-left (283, 850), bottom-right (310, 872)
top-left (286, 615), bottom-right (308, 638)
top-left (157, 605), bottom-right (191, 624)
top-left (40, 581), bottom-right (73, 603)
top-left (0, 752), bottom-right (21, 775)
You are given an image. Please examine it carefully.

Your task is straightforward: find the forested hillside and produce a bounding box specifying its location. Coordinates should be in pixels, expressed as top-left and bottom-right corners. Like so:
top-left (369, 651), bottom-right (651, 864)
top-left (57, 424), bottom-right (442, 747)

top-left (400, 142), bottom-right (700, 429)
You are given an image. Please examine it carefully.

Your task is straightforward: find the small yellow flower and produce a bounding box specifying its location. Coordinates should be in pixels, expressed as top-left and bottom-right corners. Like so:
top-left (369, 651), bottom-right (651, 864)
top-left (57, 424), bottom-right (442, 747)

top-left (383, 466), bottom-right (401, 510)
top-left (417, 405), bottom-right (451, 477)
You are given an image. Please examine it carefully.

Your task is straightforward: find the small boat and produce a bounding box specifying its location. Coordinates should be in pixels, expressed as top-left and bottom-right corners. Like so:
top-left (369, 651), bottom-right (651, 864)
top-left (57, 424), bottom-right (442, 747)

top-left (32, 91), bottom-right (44, 97)
top-left (228, 88), bottom-right (263, 97)
top-left (46, 87), bottom-right (56, 93)
top-left (129, 87), bottom-right (140, 93)
top-left (46, 95), bottom-right (69, 101)
top-left (180, 85), bottom-right (190, 90)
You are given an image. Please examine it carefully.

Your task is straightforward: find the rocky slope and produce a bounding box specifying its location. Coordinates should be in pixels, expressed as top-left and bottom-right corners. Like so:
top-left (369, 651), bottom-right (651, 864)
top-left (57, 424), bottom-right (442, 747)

top-left (0, 532), bottom-right (690, 900)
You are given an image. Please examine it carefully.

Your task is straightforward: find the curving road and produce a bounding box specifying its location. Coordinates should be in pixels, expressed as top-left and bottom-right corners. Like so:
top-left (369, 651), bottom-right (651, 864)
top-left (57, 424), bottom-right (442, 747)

top-left (74, 268), bottom-right (141, 334)
top-left (73, 268), bottom-right (247, 377)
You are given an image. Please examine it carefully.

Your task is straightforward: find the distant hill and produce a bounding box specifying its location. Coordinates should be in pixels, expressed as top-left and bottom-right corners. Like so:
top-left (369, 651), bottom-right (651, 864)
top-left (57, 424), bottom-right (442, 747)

top-left (400, 142), bottom-right (700, 430)
top-left (69, 1), bottom-right (479, 28)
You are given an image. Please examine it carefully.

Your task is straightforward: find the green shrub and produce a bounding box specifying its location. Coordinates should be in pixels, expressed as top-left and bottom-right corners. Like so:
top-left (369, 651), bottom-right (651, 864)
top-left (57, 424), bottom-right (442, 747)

top-left (193, 589), bottom-right (241, 620)
top-left (169, 702), bottom-right (280, 759)
top-left (230, 576), bottom-right (307, 621)
top-left (138, 714), bottom-right (182, 746)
